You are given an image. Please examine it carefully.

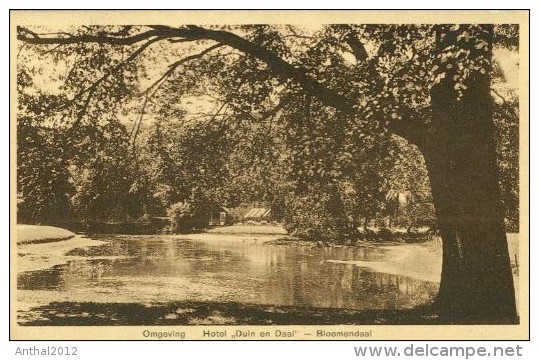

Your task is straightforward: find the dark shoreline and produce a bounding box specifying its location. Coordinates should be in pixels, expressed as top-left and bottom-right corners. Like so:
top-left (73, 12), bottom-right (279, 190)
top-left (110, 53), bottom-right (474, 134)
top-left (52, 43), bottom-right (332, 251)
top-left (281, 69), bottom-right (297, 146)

top-left (19, 300), bottom-right (440, 326)
top-left (18, 300), bottom-right (519, 326)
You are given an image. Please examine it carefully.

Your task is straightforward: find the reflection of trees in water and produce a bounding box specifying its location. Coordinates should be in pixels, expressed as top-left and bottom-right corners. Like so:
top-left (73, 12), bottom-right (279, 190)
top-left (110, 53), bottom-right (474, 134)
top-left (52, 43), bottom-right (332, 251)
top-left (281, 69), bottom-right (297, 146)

top-left (21, 237), bottom-right (438, 310)
top-left (66, 260), bottom-right (110, 279)
top-left (18, 267), bottom-right (64, 290)
top-left (58, 260), bottom-right (114, 290)
top-left (258, 247), bottom-right (438, 310)
top-left (18, 259), bottom-right (115, 291)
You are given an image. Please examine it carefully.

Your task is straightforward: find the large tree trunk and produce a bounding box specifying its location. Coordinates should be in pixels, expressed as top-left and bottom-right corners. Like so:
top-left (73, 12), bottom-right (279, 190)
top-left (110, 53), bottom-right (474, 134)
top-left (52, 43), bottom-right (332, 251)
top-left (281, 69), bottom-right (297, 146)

top-left (421, 25), bottom-right (517, 324)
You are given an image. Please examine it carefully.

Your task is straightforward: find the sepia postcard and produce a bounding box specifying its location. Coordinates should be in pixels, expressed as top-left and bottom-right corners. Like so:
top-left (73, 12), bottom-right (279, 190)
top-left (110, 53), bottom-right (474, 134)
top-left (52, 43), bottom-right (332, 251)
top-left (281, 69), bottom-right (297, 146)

top-left (9, 10), bottom-right (529, 340)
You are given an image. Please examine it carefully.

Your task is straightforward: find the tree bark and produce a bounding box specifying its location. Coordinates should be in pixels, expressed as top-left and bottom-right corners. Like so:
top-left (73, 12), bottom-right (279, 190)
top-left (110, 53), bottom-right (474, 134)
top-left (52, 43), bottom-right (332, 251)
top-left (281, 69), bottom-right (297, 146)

top-left (421, 26), bottom-right (517, 324)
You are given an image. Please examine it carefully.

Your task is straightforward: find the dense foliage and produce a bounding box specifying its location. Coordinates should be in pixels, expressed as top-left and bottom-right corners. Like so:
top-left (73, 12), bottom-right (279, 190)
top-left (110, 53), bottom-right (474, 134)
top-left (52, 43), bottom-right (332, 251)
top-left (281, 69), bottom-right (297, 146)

top-left (16, 24), bottom-right (519, 237)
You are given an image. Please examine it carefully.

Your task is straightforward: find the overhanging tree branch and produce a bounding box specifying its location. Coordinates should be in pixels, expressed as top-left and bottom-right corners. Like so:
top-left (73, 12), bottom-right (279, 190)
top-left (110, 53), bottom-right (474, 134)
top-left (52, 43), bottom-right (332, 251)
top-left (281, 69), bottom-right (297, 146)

top-left (18, 25), bottom-right (357, 113)
top-left (18, 27), bottom-right (164, 46)
top-left (178, 25), bottom-right (359, 114)
top-left (18, 25), bottom-right (427, 145)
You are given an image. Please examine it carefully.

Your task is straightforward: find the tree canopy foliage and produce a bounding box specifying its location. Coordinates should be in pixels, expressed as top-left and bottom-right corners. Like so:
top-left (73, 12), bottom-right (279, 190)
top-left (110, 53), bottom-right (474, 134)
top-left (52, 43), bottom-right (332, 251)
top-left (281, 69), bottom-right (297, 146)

top-left (16, 23), bottom-right (518, 234)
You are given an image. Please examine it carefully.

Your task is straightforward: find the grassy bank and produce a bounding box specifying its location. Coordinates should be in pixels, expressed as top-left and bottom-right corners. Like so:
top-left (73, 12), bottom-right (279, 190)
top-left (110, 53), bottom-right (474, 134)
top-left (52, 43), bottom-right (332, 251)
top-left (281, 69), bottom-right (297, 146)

top-left (207, 224), bottom-right (287, 235)
top-left (17, 225), bottom-right (75, 244)
top-left (207, 224), bottom-right (432, 241)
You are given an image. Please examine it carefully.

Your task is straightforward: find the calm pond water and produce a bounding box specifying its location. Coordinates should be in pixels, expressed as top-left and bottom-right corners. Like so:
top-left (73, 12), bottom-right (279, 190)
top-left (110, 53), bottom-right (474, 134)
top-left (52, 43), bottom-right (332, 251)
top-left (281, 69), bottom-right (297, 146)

top-left (18, 235), bottom-right (439, 312)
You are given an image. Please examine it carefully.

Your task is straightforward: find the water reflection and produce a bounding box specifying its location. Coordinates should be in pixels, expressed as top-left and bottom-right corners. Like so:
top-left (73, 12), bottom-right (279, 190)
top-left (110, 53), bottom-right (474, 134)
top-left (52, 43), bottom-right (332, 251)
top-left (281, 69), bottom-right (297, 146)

top-left (18, 235), bottom-right (439, 310)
